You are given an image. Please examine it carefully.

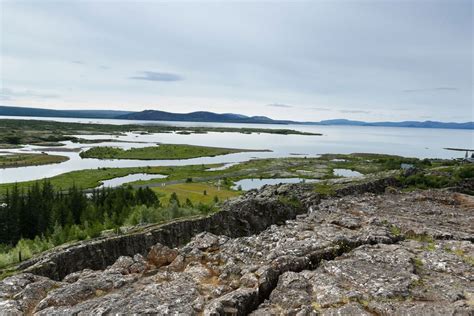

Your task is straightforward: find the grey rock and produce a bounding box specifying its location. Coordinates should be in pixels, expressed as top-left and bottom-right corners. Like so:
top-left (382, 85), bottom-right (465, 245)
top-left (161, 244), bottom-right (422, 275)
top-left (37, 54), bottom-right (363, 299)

top-left (253, 240), bottom-right (473, 315)
top-left (146, 243), bottom-right (178, 268)
top-left (1, 183), bottom-right (472, 315)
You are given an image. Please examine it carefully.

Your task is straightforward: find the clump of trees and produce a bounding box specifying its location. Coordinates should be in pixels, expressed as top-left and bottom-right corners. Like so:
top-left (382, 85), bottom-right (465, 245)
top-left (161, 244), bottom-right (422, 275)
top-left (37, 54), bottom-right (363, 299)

top-left (79, 146), bottom-right (123, 159)
top-left (125, 191), bottom-right (216, 226)
top-left (0, 182), bottom-right (158, 247)
top-left (0, 182), bottom-right (152, 268)
top-left (0, 181), bottom-right (219, 268)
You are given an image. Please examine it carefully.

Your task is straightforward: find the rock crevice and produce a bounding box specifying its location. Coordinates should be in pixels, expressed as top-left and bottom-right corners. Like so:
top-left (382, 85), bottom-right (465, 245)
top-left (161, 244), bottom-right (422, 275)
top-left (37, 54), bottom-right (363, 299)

top-left (1, 180), bottom-right (472, 315)
top-left (16, 177), bottom-right (397, 281)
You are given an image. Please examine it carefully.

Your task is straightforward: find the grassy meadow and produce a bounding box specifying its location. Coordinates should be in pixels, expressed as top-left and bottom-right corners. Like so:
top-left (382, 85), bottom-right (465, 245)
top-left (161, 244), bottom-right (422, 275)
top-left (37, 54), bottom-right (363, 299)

top-left (79, 144), bottom-right (268, 160)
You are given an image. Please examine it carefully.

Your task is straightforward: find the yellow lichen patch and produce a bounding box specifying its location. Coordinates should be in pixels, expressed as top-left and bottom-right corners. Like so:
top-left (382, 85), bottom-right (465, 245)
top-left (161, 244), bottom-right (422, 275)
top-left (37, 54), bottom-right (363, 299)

top-left (453, 193), bottom-right (474, 209)
top-left (311, 302), bottom-right (322, 311)
top-left (200, 275), bottom-right (220, 286)
top-left (95, 289), bottom-right (107, 297)
top-left (464, 291), bottom-right (474, 306)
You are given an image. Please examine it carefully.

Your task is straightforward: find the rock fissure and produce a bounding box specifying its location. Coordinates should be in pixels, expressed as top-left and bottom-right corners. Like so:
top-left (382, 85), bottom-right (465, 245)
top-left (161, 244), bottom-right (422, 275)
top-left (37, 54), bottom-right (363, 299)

top-left (1, 180), bottom-right (473, 315)
top-left (218, 237), bottom-right (402, 316)
top-left (13, 177), bottom-right (398, 281)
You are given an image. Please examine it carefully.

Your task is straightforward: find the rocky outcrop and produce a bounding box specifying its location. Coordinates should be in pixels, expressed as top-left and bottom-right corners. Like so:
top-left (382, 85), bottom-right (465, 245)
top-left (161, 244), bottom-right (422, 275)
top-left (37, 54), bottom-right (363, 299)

top-left (17, 188), bottom-right (307, 281)
top-left (14, 177), bottom-right (397, 281)
top-left (254, 240), bottom-right (473, 315)
top-left (1, 187), bottom-right (472, 315)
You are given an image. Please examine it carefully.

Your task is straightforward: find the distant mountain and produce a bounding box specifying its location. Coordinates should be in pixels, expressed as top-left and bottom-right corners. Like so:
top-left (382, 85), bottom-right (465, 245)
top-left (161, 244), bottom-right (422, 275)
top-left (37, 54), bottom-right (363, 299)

top-left (117, 110), bottom-right (293, 124)
top-left (0, 105), bottom-right (133, 119)
top-left (1, 106), bottom-right (472, 129)
top-left (370, 121), bottom-right (474, 129)
top-left (316, 119), bottom-right (368, 126)
top-left (120, 110), bottom-right (473, 129)
top-left (314, 119), bottom-right (474, 129)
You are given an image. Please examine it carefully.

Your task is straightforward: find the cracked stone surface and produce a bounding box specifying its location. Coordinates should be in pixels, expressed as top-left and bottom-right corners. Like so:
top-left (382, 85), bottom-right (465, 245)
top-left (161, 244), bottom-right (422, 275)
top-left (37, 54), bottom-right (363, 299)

top-left (0, 187), bottom-right (473, 315)
top-left (253, 240), bottom-right (473, 315)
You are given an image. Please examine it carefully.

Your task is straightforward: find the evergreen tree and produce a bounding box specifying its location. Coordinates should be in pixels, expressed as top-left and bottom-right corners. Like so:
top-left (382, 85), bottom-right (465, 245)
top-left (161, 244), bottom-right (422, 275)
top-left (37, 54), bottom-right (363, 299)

top-left (185, 198), bottom-right (193, 208)
top-left (169, 192), bottom-right (180, 207)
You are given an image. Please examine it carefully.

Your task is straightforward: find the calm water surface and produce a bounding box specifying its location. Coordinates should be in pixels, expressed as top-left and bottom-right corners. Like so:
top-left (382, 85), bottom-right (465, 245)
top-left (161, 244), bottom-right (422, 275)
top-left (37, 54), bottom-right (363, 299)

top-left (1, 116), bottom-right (472, 184)
top-left (232, 178), bottom-right (319, 191)
top-left (98, 173), bottom-right (167, 188)
top-left (333, 169), bottom-right (363, 177)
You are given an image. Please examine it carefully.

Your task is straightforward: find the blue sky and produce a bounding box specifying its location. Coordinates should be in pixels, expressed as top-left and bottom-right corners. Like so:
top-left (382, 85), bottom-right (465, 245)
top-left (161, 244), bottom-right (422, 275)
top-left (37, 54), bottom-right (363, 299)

top-left (1, 0), bottom-right (472, 122)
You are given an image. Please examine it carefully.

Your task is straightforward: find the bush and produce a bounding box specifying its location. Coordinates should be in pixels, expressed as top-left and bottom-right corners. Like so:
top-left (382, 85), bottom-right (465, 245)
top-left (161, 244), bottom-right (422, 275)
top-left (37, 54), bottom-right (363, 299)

top-left (169, 192), bottom-right (180, 207)
top-left (0, 236), bottom-right (54, 269)
top-left (125, 205), bottom-right (163, 226)
top-left (4, 135), bottom-right (21, 145)
top-left (314, 183), bottom-right (336, 196)
top-left (455, 166), bottom-right (474, 179)
top-left (401, 173), bottom-right (453, 189)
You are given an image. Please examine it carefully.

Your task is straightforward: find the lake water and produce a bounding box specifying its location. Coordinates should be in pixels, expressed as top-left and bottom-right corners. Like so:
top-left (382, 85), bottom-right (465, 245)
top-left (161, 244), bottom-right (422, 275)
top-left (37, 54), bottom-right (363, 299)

top-left (98, 173), bottom-right (167, 188)
top-left (0, 115), bottom-right (472, 184)
top-left (333, 169), bottom-right (363, 177)
top-left (232, 178), bottom-right (319, 191)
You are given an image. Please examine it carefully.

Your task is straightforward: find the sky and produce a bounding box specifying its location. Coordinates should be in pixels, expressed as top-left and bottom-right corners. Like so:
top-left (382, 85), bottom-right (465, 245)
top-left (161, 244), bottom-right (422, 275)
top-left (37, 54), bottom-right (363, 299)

top-left (0, 0), bottom-right (472, 122)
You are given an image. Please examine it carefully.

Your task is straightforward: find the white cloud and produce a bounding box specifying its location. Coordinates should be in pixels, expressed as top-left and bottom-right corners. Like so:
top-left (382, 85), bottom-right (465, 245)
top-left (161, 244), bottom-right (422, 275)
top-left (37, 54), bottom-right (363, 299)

top-left (1, 0), bottom-right (472, 122)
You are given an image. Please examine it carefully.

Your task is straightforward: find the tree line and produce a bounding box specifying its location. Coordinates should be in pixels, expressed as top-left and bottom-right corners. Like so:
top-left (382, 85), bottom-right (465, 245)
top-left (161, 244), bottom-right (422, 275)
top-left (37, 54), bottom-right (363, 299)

top-left (0, 181), bottom-right (158, 247)
top-left (0, 181), bottom-right (218, 269)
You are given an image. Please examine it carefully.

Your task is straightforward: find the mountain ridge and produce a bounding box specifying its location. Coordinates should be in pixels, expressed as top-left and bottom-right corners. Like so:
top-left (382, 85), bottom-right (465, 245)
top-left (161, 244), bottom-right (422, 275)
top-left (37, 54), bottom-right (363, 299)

top-left (1, 105), bottom-right (472, 129)
top-left (0, 105), bottom-right (132, 119)
top-left (117, 109), bottom-right (294, 124)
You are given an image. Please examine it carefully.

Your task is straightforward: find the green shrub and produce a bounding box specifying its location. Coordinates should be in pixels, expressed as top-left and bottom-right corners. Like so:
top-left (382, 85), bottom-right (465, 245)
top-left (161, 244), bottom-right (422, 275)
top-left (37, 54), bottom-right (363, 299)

top-left (314, 183), bottom-right (336, 196)
top-left (401, 173), bottom-right (454, 189)
top-left (455, 166), bottom-right (474, 179)
top-left (278, 196), bottom-right (302, 208)
top-left (0, 236), bottom-right (54, 269)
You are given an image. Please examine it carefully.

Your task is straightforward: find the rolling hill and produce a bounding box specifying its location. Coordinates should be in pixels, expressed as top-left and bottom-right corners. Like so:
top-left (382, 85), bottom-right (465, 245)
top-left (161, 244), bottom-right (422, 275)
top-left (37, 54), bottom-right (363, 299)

top-left (1, 106), bottom-right (472, 129)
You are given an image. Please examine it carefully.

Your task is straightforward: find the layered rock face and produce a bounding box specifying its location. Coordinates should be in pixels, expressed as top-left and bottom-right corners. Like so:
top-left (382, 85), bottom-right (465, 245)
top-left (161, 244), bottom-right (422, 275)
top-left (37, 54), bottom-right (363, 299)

top-left (1, 185), bottom-right (473, 315)
top-left (16, 183), bottom-right (315, 281)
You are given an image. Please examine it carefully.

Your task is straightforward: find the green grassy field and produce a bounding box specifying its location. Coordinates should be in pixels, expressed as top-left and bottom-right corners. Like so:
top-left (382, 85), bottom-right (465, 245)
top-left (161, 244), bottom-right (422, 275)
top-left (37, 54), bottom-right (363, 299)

top-left (79, 144), bottom-right (268, 160)
top-left (0, 164), bottom-right (220, 194)
top-left (1, 153), bottom-right (464, 196)
top-left (152, 182), bottom-right (241, 205)
top-left (0, 153), bottom-right (69, 168)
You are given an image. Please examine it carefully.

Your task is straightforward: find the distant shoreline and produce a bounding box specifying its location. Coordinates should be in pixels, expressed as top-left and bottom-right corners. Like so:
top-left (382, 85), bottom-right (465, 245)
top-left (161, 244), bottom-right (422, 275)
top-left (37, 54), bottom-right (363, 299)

top-left (0, 105), bottom-right (472, 130)
top-left (1, 114), bottom-right (473, 131)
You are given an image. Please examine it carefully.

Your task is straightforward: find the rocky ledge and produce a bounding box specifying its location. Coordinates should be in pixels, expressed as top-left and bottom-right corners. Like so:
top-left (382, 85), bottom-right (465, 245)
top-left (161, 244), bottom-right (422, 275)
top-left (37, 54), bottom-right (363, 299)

top-left (1, 184), bottom-right (473, 315)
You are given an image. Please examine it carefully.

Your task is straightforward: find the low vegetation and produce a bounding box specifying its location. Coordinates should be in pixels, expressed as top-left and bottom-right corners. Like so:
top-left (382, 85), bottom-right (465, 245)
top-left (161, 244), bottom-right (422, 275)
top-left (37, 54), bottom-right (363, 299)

top-left (79, 144), bottom-right (267, 160)
top-left (0, 181), bottom-right (220, 269)
top-left (151, 182), bottom-right (240, 206)
top-left (1, 152), bottom-right (472, 270)
top-left (0, 164), bottom-right (209, 195)
top-left (2, 153), bottom-right (471, 196)
top-left (0, 153), bottom-right (69, 168)
top-left (398, 165), bottom-right (474, 191)
top-left (0, 118), bottom-right (320, 147)
top-left (322, 153), bottom-right (433, 174)
top-left (314, 183), bottom-right (337, 196)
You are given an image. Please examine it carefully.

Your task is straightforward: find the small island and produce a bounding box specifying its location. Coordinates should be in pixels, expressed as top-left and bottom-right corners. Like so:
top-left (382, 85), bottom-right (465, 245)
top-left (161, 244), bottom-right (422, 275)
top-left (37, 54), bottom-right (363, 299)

top-left (0, 153), bottom-right (69, 168)
top-left (79, 144), bottom-right (270, 160)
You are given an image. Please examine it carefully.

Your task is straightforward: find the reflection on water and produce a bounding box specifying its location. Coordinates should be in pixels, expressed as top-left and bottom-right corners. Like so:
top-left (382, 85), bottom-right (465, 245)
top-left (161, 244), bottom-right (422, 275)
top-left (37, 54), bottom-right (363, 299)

top-left (233, 178), bottom-right (319, 191)
top-left (98, 173), bottom-right (167, 188)
top-left (333, 169), bottom-right (363, 177)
